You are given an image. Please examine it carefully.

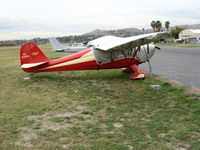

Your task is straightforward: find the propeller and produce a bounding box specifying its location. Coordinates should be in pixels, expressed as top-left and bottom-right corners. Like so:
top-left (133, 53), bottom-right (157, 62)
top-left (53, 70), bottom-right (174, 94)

top-left (147, 44), bottom-right (150, 54)
top-left (142, 44), bottom-right (161, 77)
top-left (155, 46), bottom-right (161, 50)
top-left (143, 44), bottom-right (152, 76)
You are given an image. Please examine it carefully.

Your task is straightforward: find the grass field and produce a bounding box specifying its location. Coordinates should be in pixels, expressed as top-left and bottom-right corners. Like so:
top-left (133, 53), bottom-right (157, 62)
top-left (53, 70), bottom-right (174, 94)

top-left (0, 45), bottom-right (200, 150)
top-left (156, 43), bottom-right (200, 48)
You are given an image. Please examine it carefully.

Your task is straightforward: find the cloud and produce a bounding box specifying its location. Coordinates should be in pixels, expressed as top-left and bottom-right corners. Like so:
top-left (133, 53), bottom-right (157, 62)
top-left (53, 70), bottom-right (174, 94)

top-left (0, 0), bottom-right (199, 40)
top-left (0, 31), bottom-right (80, 40)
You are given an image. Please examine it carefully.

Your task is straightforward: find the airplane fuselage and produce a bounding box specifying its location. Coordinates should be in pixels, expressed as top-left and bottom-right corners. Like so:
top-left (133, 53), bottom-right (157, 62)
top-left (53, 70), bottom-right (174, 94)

top-left (21, 32), bottom-right (167, 79)
top-left (21, 44), bottom-right (156, 73)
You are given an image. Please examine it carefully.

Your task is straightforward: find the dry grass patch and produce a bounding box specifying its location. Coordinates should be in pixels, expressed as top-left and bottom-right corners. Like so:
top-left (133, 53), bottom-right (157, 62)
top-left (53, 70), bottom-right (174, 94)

top-left (16, 105), bottom-right (92, 148)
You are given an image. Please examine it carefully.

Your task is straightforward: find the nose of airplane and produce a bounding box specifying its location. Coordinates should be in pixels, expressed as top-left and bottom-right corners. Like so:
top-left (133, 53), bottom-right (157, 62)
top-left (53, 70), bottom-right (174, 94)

top-left (138, 44), bottom-right (157, 61)
top-left (148, 44), bottom-right (156, 59)
top-left (149, 45), bottom-right (161, 59)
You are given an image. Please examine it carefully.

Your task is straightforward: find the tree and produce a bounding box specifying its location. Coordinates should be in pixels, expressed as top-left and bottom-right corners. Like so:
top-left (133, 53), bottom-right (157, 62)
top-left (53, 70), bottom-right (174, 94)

top-left (165, 21), bottom-right (170, 32)
top-left (155, 21), bottom-right (162, 32)
top-left (142, 28), bottom-right (145, 34)
top-left (151, 21), bottom-right (156, 32)
top-left (171, 26), bottom-right (186, 39)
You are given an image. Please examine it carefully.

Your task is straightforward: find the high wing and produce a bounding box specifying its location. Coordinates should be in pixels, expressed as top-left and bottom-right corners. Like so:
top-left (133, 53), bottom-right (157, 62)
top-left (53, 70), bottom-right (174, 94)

top-left (88, 32), bottom-right (168, 51)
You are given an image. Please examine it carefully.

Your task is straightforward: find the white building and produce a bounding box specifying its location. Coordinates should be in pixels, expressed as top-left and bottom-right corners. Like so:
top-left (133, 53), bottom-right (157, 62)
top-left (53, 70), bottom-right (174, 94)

top-left (179, 29), bottom-right (200, 44)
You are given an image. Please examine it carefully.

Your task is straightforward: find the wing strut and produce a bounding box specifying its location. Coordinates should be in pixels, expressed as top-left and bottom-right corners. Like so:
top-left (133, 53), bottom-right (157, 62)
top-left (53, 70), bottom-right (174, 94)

top-left (121, 46), bottom-right (141, 68)
top-left (129, 46), bottom-right (141, 65)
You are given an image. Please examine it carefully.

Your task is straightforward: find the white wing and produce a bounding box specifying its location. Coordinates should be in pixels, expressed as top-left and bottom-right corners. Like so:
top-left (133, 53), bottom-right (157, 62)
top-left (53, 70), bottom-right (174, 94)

top-left (88, 32), bottom-right (168, 51)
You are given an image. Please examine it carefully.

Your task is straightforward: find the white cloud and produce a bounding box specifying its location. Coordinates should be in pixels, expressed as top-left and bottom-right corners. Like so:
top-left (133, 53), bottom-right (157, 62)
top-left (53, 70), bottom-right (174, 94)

top-left (0, 31), bottom-right (81, 40)
top-left (0, 0), bottom-right (199, 40)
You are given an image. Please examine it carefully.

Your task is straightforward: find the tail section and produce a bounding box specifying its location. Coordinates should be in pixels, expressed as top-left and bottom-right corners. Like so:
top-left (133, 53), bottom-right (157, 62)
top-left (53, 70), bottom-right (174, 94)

top-left (20, 42), bottom-right (49, 73)
top-left (49, 38), bottom-right (66, 51)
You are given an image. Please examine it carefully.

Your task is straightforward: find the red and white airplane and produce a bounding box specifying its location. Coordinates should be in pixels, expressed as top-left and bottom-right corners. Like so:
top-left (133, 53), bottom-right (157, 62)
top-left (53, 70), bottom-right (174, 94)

top-left (20, 32), bottom-right (166, 79)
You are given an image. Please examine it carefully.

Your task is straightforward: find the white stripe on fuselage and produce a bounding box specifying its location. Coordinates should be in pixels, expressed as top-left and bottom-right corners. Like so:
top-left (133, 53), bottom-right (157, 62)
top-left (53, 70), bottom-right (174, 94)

top-left (41, 50), bottom-right (96, 70)
top-left (21, 62), bottom-right (47, 69)
top-left (39, 44), bottom-right (156, 71)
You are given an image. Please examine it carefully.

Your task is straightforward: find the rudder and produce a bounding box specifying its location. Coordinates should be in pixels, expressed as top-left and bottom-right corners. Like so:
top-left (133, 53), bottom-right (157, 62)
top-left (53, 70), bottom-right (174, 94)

top-left (20, 42), bottom-right (49, 72)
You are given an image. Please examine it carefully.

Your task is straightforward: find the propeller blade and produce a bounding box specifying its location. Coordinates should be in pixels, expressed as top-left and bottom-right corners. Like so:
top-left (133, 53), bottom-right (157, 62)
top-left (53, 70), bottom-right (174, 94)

top-left (155, 46), bottom-right (161, 50)
top-left (147, 44), bottom-right (150, 54)
top-left (143, 45), bottom-right (152, 76)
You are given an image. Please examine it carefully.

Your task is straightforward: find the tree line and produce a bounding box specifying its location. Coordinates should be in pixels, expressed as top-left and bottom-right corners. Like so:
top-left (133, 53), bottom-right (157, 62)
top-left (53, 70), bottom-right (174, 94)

top-left (150, 20), bottom-right (170, 32)
top-left (151, 20), bottom-right (186, 39)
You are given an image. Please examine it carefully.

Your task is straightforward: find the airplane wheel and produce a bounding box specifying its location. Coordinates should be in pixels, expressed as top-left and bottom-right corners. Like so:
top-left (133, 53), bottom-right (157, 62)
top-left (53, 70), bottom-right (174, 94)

top-left (130, 72), bottom-right (146, 80)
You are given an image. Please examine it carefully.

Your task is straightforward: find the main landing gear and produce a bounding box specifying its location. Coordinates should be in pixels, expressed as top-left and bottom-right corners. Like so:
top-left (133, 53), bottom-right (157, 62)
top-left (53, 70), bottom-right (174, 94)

top-left (122, 65), bottom-right (146, 80)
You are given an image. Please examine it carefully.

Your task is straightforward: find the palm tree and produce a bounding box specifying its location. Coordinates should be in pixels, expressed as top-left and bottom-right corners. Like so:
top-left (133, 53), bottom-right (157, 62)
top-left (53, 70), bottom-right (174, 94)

top-left (142, 28), bottom-right (145, 34)
top-left (165, 21), bottom-right (170, 32)
top-left (155, 21), bottom-right (162, 32)
top-left (151, 21), bottom-right (156, 32)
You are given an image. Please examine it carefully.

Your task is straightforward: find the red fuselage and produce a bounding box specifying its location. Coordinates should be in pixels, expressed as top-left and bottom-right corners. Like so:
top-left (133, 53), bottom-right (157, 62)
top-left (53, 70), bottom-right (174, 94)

top-left (21, 47), bottom-right (140, 73)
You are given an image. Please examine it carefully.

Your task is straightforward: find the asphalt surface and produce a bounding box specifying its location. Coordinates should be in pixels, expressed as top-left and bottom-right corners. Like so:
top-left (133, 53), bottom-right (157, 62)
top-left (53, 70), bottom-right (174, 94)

top-left (140, 46), bottom-right (200, 89)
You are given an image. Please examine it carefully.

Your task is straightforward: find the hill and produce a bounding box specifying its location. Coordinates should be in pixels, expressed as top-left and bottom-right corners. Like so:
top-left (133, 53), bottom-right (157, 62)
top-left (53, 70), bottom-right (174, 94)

top-left (84, 28), bottom-right (145, 37)
top-left (175, 24), bottom-right (200, 29)
top-left (83, 24), bottom-right (200, 37)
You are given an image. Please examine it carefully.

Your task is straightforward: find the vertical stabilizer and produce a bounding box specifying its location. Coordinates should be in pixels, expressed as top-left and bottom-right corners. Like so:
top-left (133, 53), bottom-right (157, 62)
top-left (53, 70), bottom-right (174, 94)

top-left (20, 43), bottom-right (49, 72)
top-left (49, 38), bottom-right (66, 51)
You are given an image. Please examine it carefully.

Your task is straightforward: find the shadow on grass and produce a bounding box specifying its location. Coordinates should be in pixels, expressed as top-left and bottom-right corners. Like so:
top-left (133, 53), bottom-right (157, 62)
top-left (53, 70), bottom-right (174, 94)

top-left (31, 70), bottom-right (132, 82)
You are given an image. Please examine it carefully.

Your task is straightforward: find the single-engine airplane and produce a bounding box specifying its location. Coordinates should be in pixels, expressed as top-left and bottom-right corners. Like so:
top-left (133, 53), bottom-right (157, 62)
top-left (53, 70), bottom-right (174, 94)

top-left (49, 37), bottom-right (89, 52)
top-left (20, 32), bottom-right (167, 79)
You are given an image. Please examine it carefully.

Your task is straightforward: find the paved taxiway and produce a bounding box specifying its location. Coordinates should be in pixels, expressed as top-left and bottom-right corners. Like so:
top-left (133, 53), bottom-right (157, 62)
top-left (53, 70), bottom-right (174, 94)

top-left (140, 46), bottom-right (200, 89)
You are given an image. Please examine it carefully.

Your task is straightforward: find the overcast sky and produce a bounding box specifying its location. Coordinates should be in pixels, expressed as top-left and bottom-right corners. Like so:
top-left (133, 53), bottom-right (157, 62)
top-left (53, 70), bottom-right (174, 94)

top-left (0, 0), bottom-right (200, 40)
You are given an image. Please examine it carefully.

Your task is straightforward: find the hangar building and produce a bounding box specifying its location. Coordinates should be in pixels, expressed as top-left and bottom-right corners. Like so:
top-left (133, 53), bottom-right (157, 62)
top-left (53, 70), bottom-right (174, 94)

top-left (179, 29), bottom-right (200, 44)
